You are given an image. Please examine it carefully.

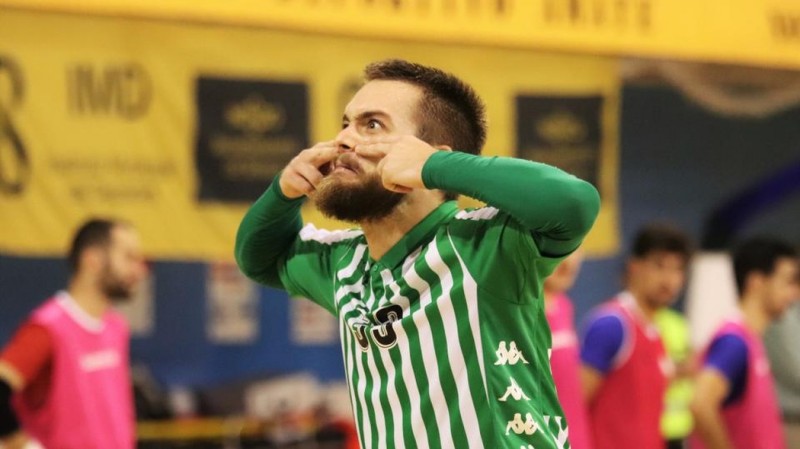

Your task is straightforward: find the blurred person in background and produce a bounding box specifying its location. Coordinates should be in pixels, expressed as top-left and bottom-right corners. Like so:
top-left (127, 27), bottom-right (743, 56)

top-left (236, 58), bottom-right (600, 449)
top-left (690, 238), bottom-right (799, 449)
top-left (654, 306), bottom-right (695, 449)
top-left (0, 218), bottom-right (147, 449)
top-left (764, 301), bottom-right (800, 448)
top-left (544, 249), bottom-right (593, 449)
top-left (580, 224), bottom-right (692, 449)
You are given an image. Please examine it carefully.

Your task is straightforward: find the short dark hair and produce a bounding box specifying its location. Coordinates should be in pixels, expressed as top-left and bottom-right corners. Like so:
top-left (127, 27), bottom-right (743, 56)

top-left (67, 218), bottom-right (126, 274)
top-left (365, 59), bottom-right (487, 201)
top-left (733, 237), bottom-right (797, 295)
top-left (630, 223), bottom-right (693, 262)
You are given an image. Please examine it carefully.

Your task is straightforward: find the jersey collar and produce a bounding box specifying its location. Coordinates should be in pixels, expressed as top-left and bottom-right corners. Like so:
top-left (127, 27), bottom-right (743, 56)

top-left (375, 201), bottom-right (459, 269)
top-left (56, 291), bottom-right (105, 333)
top-left (618, 290), bottom-right (660, 338)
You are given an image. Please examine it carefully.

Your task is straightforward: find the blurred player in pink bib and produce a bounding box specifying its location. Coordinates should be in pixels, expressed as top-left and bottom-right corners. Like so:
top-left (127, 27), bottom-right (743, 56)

top-left (0, 218), bottom-right (147, 449)
top-left (691, 238), bottom-right (799, 449)
top-left (545, 250), bottom-right (593, 449)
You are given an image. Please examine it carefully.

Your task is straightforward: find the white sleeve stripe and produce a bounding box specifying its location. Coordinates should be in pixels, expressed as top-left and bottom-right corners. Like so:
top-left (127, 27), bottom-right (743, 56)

top-left (299, 223), bottom-right (362, 244)
top-left (454, 207), bottom-right (500, 221)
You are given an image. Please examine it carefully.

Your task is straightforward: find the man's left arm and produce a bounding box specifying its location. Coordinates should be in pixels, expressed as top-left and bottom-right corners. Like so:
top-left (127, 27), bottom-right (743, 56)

top-left (422, 151), bottom-right (600, 257)
top-left (357, 136), bottom-right (600, 257)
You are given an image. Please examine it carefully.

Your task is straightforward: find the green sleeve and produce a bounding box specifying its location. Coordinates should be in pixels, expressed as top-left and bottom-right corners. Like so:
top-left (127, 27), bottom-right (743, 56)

top-left (422, 150), bottom-right (600, 257)
top-left (234, 176), bottom-right (338, 314)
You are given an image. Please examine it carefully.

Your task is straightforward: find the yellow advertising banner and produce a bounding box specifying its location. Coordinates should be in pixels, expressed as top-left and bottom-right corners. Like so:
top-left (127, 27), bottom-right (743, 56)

top-left (0, 9), bottom-right (619, 260)
top-left (2, 0), bottom-right (800, 70)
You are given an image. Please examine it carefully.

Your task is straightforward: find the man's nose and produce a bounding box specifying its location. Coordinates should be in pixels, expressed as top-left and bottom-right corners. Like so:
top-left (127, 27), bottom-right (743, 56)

top-left (335, 125), bottom-right (356, 153)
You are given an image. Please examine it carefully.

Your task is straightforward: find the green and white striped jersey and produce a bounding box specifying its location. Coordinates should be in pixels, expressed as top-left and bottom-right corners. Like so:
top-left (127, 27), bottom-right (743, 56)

top-left (279, 202), bottom-right (570, 449)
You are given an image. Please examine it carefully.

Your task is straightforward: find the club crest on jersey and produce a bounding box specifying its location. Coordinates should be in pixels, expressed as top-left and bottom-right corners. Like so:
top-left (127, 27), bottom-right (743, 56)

top-left (494, 341), bottom-right (530, 365)
top-left (350, 304), bottom-right (404, 351)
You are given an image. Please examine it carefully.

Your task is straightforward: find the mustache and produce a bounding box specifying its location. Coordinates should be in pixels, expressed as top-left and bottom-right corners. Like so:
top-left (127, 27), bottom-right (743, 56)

top-left (328, 153), bottom-right (362, 174)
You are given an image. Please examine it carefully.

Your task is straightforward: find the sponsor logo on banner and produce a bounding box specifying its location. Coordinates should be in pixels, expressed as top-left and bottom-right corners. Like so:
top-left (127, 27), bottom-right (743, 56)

top-left (516, 95), bottom-right (602, 189)
top-left (195, 77), bottom-right (309, 202)
top-left (542, 0), bottom-right (654, 33)
top-left (0, 56), bottom-right (30, 195)
top-left (67, 62), bottom-right (152, 120)
top-left (206, 261), bottom-right (259, 344)
top-left (290, 298), bottom-right (338, 345)
top-left (770, 10), bottom-right (800, 42)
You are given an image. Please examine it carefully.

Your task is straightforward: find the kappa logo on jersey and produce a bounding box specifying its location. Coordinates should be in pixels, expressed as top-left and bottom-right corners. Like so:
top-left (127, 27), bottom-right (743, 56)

top-left (505, 413), bottom-right (540, 436)
top-left (544, 415), bottom-right (569, 449)
top-left (516, 415), bottom-right (569, 449)
top-left (495, 341), bottom-right (530, 365)
top-left (498, 377), bottom-right (530, 402)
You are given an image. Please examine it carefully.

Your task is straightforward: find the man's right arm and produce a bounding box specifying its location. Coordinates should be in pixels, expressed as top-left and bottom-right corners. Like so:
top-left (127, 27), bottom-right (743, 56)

top-left (234, 177), bottom-right (305, 289)
top-left (579, 313), bottom-right (625, 403)
top-left (690, 335), bottom-right (748, 449)
top-left (0, 323), bottom-right (53, 449)
top-left (0, 362), bottom-right (25, 449)
top-left (691, 369), bottom-right (735, 449)
top-left (235, 142), bottom-right (340, 308)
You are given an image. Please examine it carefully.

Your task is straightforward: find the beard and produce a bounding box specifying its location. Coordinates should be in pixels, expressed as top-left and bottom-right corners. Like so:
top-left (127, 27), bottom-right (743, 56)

top-left (313, 155), bottom-right (405, 223)
top-left (99, 264), bottom-right (136, 303)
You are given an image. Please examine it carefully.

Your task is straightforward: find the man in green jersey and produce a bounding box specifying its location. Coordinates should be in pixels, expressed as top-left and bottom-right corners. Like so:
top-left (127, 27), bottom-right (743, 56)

top-left (235, 59), bottom-right (600, 449)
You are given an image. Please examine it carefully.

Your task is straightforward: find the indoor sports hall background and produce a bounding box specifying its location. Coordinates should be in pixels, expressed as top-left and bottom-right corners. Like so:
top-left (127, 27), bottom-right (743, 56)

top-left (1, 1), bottom-right (799, 447)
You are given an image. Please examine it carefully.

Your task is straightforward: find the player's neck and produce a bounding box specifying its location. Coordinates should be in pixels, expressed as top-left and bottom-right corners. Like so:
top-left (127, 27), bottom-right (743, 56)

top-left (739, 294), bottom-right (769, 336)
top-left (360, 192), bottom-right (442, 261)
top-left (67, 277), bottom-right (110, 320)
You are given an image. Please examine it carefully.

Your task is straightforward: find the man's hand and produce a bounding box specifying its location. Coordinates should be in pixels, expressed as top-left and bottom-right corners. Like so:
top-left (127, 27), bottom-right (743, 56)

top-left (278, 141), bottom-right (339, 199)
top-left (355, 136), bottom-right (442, 193)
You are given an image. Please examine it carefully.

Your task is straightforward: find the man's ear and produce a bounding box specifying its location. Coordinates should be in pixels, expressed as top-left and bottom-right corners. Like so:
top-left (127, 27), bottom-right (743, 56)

top-left (434, 145), bottom-right (453, 151)
top-left (745, 271), bottom-right (766, 294)
top-left (81, 247), bottom-right (104, 273)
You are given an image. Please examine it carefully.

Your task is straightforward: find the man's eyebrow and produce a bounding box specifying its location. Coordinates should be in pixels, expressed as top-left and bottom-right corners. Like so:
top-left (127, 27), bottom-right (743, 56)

top-left (342, 111), bottom-right (391, 122)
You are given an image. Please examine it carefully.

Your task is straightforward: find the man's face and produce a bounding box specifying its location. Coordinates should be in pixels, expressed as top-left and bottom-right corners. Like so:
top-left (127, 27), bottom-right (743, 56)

top-left (314, 80), bottom-right (423, 222)
top-left (99, 226), bottom-right (147, 302)
top-left (629, 251), bottom-right (687, 309)
top-left (762, 257), bottom-right (800, 320)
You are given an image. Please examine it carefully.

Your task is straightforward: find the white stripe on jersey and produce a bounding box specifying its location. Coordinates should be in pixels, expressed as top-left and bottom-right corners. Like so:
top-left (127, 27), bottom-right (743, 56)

top-left (375, 270), bottom-right (409, 448)
top-left (454, 207), bottom-right (499, 221)
top-left (341, 320), bottom-right (364, 447)
top-left (404, 253), bottom-right (457, 449)
top-left (447, 230), bottom-right (489, 399)
top-left (335, 283), bottom-right (363, 306)
top-left (377, 335), bottom-right (405, 449)
top-left (365, 275), bottom-right (379, 310)
top-left (300, 224), bottom-right (363, 244)
top-left (365, 349), bottom-right (388, 449)
top-left (337, 243), bottom-right (368, 280)
top-left (426, 242), bottom-right (485, 449)
top-left (395, 324), bottom-right (431, 449)
top-left (354, 337), bottom-right (373, 447)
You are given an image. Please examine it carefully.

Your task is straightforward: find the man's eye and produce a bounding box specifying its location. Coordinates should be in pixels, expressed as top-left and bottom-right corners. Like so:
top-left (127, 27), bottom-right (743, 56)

top-left (342, 122), bottom-right (349, 130)
top-left (367, 120), bottom-right (382, 130)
